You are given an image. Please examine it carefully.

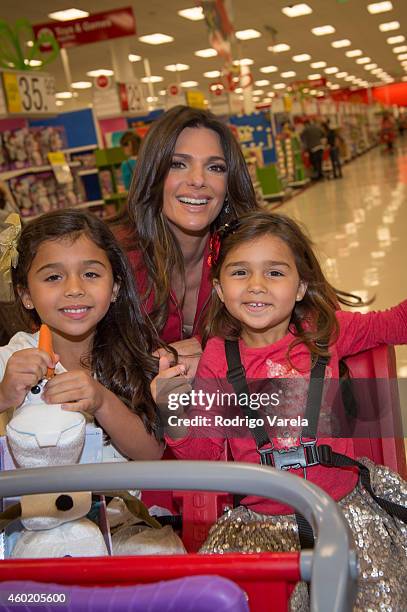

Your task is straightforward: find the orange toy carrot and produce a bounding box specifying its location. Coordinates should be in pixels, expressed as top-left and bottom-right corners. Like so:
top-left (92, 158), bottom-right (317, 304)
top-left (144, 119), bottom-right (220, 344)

top-left (38, 324), bottom-right (55, 379)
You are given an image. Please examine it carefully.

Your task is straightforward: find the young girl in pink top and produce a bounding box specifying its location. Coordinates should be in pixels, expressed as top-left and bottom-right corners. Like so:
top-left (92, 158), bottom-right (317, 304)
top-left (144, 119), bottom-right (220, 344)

top-left (155, 211), bottom-right (407, 611)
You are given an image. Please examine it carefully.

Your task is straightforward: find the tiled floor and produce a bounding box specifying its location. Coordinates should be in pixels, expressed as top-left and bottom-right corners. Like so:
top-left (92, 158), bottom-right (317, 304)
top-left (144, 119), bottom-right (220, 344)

top-left (277, 136), bottom-right (407, 437)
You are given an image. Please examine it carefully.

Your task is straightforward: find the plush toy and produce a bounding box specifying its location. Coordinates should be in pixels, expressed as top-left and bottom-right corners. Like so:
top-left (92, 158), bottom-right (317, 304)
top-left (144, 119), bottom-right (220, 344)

top-left (6, 324), bottom-right (108, 558)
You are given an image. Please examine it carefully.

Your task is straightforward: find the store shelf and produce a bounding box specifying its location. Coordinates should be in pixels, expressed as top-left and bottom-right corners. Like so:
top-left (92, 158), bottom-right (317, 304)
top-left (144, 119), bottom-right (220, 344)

top-left (75, 200), bottom-right (105, 209)
top-left (61, 144), bottom-right (98, 154)
top-left (104, 192), bottom-right (127, 201)
top-left (78, 168), bottom-right (98, 177)
top-left (0, 162), bottom-right (81, 182)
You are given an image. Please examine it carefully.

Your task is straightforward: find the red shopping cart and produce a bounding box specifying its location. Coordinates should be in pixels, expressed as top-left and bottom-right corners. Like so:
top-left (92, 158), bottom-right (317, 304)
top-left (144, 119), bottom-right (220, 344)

top-left (0, 461), bottom-right (358, 612)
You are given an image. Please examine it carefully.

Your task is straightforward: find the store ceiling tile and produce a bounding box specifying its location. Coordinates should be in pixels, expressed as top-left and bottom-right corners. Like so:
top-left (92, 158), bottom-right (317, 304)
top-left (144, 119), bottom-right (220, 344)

top-left (2, 0), bottom-right (406, 108)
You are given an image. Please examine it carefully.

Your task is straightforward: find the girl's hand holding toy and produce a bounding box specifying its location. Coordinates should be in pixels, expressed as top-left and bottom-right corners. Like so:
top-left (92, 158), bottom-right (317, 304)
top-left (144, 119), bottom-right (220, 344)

top-left (43, 369), bottom-right (107, 417)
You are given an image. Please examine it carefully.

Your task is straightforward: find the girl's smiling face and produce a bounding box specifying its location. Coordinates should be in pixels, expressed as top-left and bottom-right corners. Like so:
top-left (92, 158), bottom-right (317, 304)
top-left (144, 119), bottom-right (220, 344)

top-left (214, 234), bottom-right (307, 347)
top-left (19, 233), bottom-right (119, 344)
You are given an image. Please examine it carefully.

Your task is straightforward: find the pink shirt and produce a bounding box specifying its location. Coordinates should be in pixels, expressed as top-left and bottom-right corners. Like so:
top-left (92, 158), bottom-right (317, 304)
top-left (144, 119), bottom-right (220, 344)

top-left (167, 301), bottom-right (407, 514)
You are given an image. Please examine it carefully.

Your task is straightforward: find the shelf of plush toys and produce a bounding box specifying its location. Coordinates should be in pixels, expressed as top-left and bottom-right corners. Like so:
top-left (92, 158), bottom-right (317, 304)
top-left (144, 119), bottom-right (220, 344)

top-left (0, 124), bottom-right (105, 221)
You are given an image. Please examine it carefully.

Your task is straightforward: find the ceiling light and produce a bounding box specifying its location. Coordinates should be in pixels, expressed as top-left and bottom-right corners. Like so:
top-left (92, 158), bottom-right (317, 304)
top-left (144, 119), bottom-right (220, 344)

top-left (260, 65), bottom-right (278, 73)
top-left (71, 81), bottom-right (92, 89)
top-left (309, 62), bottom-right (326, 70)
top-left (141, 75), bottom-right (163, 83)
top-left (356, 57), bottom-right (371, 64)
top-left (268, 43), bottom-right (290, 52)
top-left (371, 68), bottom-right (382, 74)
top-left (281, 70), bottom-right (296, 78)
top-left (308, 73), bottom-right (322, 80)
top-left (235, 29), bottom-right (261, 40)
top-left (203, 70), bottom-right (221, 78)
top-left (159, 90), bottom-right (166, 95)
top-left (282, 4), bottom-right (312, 18)
top-left (128, 54), bottom-right (142, 62)
top-left (273, 83), bottom-right (286, 89)
top-left (234, 87), bottom-right (243, 93)
top-left (253, 89), bottom-right (264, 95)
top-left (312, 25), bottom-right (335, 36)
top-left (336, 71), bottom-right (348, 78)
top-left (26, 40), bottom-right (34, 47)
top-left (139, 33), bottom-right (174, 45)
top-left (346, 49), bottom-right (363, 57)
top-left (325, 66), bottom-right (339, 74)
top-left (330, 84), bottom-right (340, 90)
top-left (387, 35), bottom-right (405, 44)
top-left (25, 59), bottom-right (42, 67)
top-left (293, 53), bottom-right (311, 62)
top-left (393, 45), bottom-right (407, 53)
top-left (255, 79), bottom-right (270, 86)
top-left (48, 8), bottom-right (89, 21)
top-left (378, 21), bottom-right (399, 31)
top-left (177, 7), bottom-right (204, 20)
top-left (146, 96), bottom-right (158, 102)
top-left (195, 48), bottom-right (217, 58)
top-left (262, 97), bottom-right (272, 102)
top-left (309, 89), bottom-right (317, 95)
top-left (398, 53), bottom-right (407, 60)
top-left (86, 69), bottom-right (114, 77)
top-left (345, 75), bottom-right (355, 81)
top-left (165, 63), bottom-right (189, 71)
top-left (331, 39), bottom-right (351, 48)
top-left (233, 58), bottom-right (254, 66)
top-left (55, 100), bottom-right (64, 106)
top-left (56, 91), bottom-right (73, 99)
top-left (367, 2), bottom-right (393, 14)
top-left (267, 91), bottom-right (276, 97)
top-left (364, 63), bottom-right (377, 70)
top-left (181, 81), bottom-right (198, 87)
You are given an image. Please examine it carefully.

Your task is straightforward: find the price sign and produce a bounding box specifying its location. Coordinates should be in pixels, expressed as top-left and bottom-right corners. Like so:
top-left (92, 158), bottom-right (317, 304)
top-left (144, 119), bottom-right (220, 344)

top-left (118, 82), bottom-right (146, 113)
top-left (2, 71), bottom-right (57, 116)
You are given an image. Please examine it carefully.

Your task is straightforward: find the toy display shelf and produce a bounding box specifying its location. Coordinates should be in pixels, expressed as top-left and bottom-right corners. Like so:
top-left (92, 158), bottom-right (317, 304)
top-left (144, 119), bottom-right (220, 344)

top-left (95, 147), bottom-right (127, 210)
top-left (0, 161), bottom-right (81, 182)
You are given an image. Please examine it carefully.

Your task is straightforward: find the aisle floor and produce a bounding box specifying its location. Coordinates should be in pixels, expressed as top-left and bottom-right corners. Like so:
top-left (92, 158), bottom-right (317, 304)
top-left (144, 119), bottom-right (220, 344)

top-left (276, 138), bottom-right (407, 437)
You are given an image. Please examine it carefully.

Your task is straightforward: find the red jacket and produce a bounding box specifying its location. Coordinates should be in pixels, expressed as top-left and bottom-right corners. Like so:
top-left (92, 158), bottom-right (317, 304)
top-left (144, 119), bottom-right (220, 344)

top-left (127, 238), bottom-right (213, 343)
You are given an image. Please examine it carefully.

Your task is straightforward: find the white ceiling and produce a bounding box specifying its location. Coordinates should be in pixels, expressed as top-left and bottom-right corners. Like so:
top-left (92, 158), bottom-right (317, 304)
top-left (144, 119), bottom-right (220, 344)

top-left (2, 0), bottom-right (407, 111)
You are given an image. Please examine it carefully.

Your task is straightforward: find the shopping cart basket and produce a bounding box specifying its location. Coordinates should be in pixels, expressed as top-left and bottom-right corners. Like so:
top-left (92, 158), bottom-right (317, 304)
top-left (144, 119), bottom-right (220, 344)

top-left (0, 461), bottom-right (358, 611)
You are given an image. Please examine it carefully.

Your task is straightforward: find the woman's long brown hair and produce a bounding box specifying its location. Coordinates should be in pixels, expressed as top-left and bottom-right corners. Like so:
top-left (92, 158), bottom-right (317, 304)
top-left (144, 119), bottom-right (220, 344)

top-left (12, 209), bottom-right (163, 438)
top-left (203, 211), bottom-right (340, 366)
top-left (124, 105), bottom-right (260, 333)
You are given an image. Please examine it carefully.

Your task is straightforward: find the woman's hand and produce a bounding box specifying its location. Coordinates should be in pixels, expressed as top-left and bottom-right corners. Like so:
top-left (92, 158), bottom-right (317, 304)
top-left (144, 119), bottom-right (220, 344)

top-left (153, 337), bottom-right (202, 379)
top-left (43, 370), bottom-right (106, 416)
top-left (0, 348), bottom-right (57, 412)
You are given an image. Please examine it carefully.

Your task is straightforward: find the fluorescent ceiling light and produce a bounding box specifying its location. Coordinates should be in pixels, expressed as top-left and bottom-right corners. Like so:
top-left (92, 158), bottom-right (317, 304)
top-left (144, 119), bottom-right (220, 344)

top-left (346, 49), bottom-right (363, 57)
top-left (255, 79), bottom-right (270, 86)
top-left (336, 71), bottom-right (348, 78)
top-left (71, 81), bottom-right (92, 89)
top-left (308, 74), bottom-right (321, 80)
top-left (364, 63), bottom-right (377, 70)
top-left (253, 89), bottom-right (264, 95)
top-left (273, 83), bottom-right (286, 89)
top-left (165, 63), bottom-right (189, 71)
top-left (194, 48), bottom-right (217, 58)
top-left (345, 76), bottom-right (356, 81)
top-left (159, 90), bottom-right (166, 95)
top-left (55, 100), bottom-right (64, 106)
top-left (128, 54), bottom-right (142, 62)
top-left (177, 7), bottom-right (204, 20)
top-left (325, 66), bottom-right (339, 74)
top-left (312, 25), bottom-right (335, 36)
top-left (56, 91), bottom-right (73, 99)
top-left (378, 21), bottom-right (399, 31)
top-left (139, 33), bottom-right (174, 44)
top-left (24, 59), bottom-right (42, 67)
top-left (235, 29), bottom-right (261, 40)
top-left (259, 65), bottom-right (278, 73)
top-left (367, 2), bottom-right (393, 14)
top-left (293, 53), bottom-right (311, 62)
top-left (48, 8), bottom-right (89, 21)
top-left (371, 68), bottom-right (382, 74)
top-left (282, 4), bottom-right (312, 18)
top-left (330, 84), bottom-right (340, 90)
top-left (393, 45), bottom-right (407, 53)
top-left (262, 97), bottom-right (272, 102)
top-left (281, 70), bottom-right (296, 78)
top-left (331, 39), bottom-right (351, 48)
top-left (86, 69), bottom-right (114, 77)
top-left (356, 57), bottom-right (371, 64)
top-left (233, 58), bottom-right (254, 65)
top-left (203, 70), bottom-right (221, 77)
top-left (398, 53), bottom-right (407, 60)
top-left (141, 75), bottom-right (163, 83)
top-left (311, 61), bottom-right (327, 68)
top-left (26, 40), bottom-right (34, 47)
top-left (268, 43), bottom-right (290, 52)
top-left (387, 35), bottom-right (405, 44)
top-left (252, 96), bottom-right (260, 101)
top-left (267, 91), bottom-right (276, 97)
top-left (146, 96), bottom-right (158, 102)
top-left (181, 81), bottom-right (198, 87)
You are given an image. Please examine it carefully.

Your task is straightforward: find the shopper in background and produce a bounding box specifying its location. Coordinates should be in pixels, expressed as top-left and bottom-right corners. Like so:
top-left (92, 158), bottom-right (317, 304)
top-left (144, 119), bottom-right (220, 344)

top-left (123, 105), bottom-right (259, 377)
top-left (0, 209), bottom-right (165, 461)
top-left (300, 119), bottom-right (325, 180)
top-left (323, 119), bottom-right (343, 179)
top-left (120, 131), bottom-right (141, 191)
top-left (380, 113), bottom-right (396, 154)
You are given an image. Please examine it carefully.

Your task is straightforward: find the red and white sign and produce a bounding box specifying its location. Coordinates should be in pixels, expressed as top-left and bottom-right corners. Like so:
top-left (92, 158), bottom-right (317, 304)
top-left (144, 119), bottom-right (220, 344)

top-left (118, 82), bottom-right (145, 112)
top-left (94, 75), bottom-right (111, 90)
top-left (33, 6), bottom-right (136, 49)
top-left (167, 84), bottom-right (180, 96)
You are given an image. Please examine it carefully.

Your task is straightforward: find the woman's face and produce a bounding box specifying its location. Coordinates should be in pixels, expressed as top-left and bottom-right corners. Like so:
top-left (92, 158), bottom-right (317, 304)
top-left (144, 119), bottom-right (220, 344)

top-left (162, 127), bottom-right (227, 236)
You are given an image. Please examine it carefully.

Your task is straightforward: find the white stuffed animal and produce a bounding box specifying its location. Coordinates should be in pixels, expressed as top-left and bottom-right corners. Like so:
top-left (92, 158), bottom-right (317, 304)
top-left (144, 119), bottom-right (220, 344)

top-left (6, 326), bottom-right (108, 558)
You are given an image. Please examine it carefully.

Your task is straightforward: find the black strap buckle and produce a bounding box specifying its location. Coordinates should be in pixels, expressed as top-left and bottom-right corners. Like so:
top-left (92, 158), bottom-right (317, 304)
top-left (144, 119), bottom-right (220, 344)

top-left (257, 438), bottom-right (320, 479)
top-left (257, 446), bottom-right (274, 466)
top-left (226, 364), bottom-right (246, 385)
top-left (317, 444), bottom-right (334, 467)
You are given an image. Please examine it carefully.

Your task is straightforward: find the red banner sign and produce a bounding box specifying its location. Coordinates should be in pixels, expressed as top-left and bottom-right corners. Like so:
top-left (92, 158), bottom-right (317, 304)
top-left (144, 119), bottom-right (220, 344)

top-left (33, 6), bottom-right (136, 49)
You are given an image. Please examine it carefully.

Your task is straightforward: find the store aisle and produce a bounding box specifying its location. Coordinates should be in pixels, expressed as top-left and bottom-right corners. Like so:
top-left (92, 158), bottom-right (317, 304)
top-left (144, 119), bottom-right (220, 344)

top-left (278, 139), bottom-right (407, 432)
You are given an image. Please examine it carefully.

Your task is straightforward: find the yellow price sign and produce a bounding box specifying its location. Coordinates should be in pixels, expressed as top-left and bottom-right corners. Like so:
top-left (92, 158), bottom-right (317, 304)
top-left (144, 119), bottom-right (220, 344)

top-left (47, 152), bottom-right (66, 165)
top-left (186, 90), bottom-right (206, 109)
top-left (3, 72), bottom-right (22, 113)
